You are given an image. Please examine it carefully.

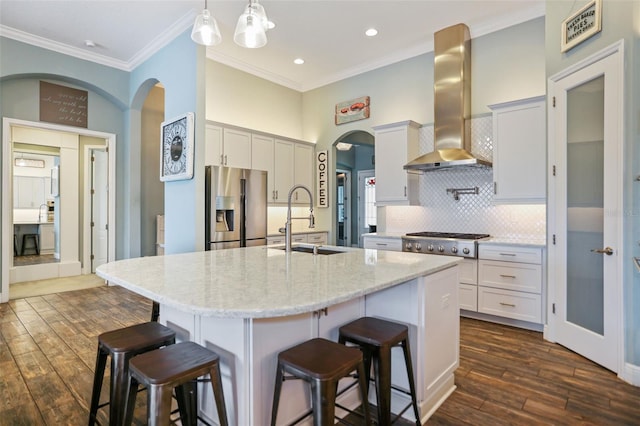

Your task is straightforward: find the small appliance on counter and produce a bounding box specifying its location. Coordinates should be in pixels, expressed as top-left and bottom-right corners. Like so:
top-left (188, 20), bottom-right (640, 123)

top-left (205, 166), bottom-right (267, 250)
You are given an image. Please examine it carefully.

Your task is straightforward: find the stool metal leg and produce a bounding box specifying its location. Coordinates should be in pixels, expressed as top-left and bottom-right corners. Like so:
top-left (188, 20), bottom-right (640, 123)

top-left (270, 363), bottom-right (284, 426)
top-left (209, 365), bottom-right (229, 426)
top-left (401, 340), bottom-right (421, 425)
top-left (310, 378), bottom-right (336, 426)
top-left (88, 347), bottom-right (108, 426)
top-left (375, 346), bottom-right (393, 426)
top-left (147, 384), bottom-right (173, 426)
top-left (356, 362), bottom-right (372, 426)
top-left (110, 351), bottom-right (131, 426)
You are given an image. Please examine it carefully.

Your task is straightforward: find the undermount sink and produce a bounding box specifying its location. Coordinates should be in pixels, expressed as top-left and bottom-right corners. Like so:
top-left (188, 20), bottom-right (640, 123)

top-left (276, 245), bottom-right (344, 255)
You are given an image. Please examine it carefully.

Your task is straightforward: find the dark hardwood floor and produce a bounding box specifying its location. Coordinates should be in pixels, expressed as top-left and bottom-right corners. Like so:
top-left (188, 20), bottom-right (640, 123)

top-left (1, 286), bottom-right (639, 425)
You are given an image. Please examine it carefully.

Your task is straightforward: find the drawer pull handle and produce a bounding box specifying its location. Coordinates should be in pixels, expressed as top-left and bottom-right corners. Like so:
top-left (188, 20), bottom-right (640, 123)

top-left (499, 302), bottom-right (516, 307)
top-left (376, 243), bottom-right (388, 246)
top-left (500, 274), bottom-right (517, 279)
top-left (499, 253), bottom-right (516, 256)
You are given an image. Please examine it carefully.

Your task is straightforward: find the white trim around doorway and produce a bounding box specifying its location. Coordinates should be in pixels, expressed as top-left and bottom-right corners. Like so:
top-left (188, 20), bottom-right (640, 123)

top-left (1, 117), bottom-right (116, 303)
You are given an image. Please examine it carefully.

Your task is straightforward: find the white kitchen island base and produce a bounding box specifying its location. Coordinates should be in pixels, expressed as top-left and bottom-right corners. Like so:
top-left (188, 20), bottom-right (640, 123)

top-left (159, 266), bottom-right (459, 425)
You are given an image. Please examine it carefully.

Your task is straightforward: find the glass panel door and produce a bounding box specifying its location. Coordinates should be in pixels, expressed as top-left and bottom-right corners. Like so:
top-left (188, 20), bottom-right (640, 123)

top-left (566, 76), bottom-right (604, 335)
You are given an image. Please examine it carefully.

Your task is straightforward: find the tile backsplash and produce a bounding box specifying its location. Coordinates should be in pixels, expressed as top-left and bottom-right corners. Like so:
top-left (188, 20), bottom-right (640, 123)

top-left (381, 116), bottom-right (546, 240)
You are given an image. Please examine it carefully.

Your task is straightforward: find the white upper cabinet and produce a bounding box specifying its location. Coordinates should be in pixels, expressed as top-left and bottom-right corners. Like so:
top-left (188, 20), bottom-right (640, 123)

top-left (204, 124), bottom-right (252, 169)
top-left (489, 96), bottom-right (546, 203)
top-left (373, 120), bottom-right (420, 205)
top-left (293, 143), bottom-right (313, 204)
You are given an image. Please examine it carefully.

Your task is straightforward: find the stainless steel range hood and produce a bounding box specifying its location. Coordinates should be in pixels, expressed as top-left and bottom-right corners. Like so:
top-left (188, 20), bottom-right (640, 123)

top-left (404, 23), bottom-right (491, 172)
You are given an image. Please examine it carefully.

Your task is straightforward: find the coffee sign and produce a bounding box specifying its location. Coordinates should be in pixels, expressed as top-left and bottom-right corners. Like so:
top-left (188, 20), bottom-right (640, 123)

top-left (561, 0), bottom-right (602, 53)
top-left (316, 150), bottom-right (328, 208)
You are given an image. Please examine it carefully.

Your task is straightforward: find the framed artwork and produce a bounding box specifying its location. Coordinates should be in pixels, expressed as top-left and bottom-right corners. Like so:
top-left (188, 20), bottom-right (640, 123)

top-left (560, 0), bottom-right (602, 53)
top-left (335, 96), bottom-right (370, 125)
top-left (160, 112), bottom-right (194, 182)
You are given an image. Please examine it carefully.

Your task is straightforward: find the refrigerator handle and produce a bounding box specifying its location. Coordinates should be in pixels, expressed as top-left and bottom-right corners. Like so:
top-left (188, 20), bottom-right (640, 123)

top-left (204, 166), bottom-right (212, 251)
top-left (240, 178), bottom-right (247, 247)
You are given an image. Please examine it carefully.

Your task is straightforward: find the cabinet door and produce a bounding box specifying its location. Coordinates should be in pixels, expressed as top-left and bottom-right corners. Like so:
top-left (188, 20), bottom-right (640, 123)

top-left (205, 125), bottom-right (223, 166)
top-left (491, 96), bottom-right (546, 203)
top-left (39, 223), bottom-right (55, 252)
top-left (222, 128), bottom-right (252, 169)
top-left (293, 144), bottom-right (313, 204)
top-left (373, 121), bottom-right (419, 205)
top-left (251, 134), bottom-right (275, 201)
top-left (273, 139), bottom-right (294, 203)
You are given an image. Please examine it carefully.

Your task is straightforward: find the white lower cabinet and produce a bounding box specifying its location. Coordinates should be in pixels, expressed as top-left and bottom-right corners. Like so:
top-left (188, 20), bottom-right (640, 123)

top-left (267, 232), bottom-right (328, 246)
top-left (362, 235), bottom-right (402, 251)
top-left (477, 244), bottom-right (543, 325)
top-left (39, 223), bottom-right (55, 254)
top-left (458, 259), bottom-right (478, 311)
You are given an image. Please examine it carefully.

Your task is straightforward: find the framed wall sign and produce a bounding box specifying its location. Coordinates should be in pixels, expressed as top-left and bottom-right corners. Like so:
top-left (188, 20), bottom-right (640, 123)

top-left (316, 150), bottom-right (328, 208)
top-left (561, 0), bottom-right (602, 53)
top-left (335, 96), bottom-right (370, 125)
top-left (160, 112), bottom-right (194, 182)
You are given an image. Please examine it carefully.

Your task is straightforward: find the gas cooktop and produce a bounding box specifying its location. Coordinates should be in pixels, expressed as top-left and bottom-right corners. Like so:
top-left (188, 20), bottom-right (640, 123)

top-left (402, 232), bottom-right (491, 258)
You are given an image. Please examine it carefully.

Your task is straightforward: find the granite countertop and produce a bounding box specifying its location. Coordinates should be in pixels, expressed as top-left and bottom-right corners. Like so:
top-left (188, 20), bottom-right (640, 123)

top-left (96, 245), bottom-right (460, 319)
top-left (13, 221), bottom-right (53, 225)
top-left (481, 236), bottom-right (546, 248)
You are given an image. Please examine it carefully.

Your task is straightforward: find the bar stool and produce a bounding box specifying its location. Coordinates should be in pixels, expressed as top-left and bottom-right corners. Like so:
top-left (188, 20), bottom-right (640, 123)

top-left (13, 234), bottom-right (18, 256)
top-left (88, 321), bottom-right (176, 426)
top-left (338, 317), bottom-right (421, 425)
top-left (21, 233), bottom-right (39, 255)
top-left (271, 337), bottom-right (371, 426)
top-left (124, 341), bottom-right (229, 426)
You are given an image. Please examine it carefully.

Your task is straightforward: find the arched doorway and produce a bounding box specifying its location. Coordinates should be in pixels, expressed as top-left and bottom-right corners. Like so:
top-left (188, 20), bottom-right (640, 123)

top-left (332, 130), bottom-right (375, 247)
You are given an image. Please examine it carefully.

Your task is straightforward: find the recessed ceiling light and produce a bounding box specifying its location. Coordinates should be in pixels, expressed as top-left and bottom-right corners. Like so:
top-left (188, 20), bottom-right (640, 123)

top-left (365, 28), bottom-right (378, 37)
top-left (294, 58), bottom-right (305, 65)
top-left (84, 39), bottom-right (96, 48)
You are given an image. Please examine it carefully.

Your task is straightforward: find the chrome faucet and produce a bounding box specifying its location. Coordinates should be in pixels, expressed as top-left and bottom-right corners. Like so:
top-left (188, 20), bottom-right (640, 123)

top-left (279, 184), bottom-right (315, 252)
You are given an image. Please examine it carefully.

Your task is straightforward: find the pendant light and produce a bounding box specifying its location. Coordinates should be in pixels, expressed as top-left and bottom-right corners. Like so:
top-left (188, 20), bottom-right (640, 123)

top-left (234, 0), bottom-right (270, 49)
top-left (191, 0), bottom-right (222, 46)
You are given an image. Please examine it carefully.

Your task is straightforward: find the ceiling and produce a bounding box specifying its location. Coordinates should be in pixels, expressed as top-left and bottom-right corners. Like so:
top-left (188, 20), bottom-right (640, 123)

top-left (0, 1), bottom-right (544, 92)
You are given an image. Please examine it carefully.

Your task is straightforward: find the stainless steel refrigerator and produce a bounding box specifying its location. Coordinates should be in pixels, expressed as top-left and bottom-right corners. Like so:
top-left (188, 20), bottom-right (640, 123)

top-left (205, 166), bottom-right (268, 250)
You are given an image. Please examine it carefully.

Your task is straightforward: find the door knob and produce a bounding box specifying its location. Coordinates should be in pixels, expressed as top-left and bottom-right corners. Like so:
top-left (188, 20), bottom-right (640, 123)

top-left (591, 247), bottom-right (614, 255)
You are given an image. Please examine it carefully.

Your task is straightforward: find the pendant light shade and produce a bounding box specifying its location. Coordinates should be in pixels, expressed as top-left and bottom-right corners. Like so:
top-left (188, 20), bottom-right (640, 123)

top-left (191, 7), bottom-right (222, 46)
top-left (234, 0), bottom-right (269, 48)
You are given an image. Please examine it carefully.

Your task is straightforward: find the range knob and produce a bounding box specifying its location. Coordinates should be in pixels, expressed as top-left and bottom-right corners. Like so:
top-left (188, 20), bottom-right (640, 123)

top-left (451, 247), bottom-right (458, 254)
top-left (415, 243), bottom-right (422, 251)
top-left (427, 244), bottom-right (435, 252)
top-left (438, 245), bottom-right (445, 253)
top-left (462, 247), bottom-right (470, 255)
top-left (405, 242), bottom-right (413, 251)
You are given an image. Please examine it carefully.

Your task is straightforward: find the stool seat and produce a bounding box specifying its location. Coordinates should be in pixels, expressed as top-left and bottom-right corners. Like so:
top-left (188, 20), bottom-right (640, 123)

top-left (339, 317), bottom-right (421, 425)
top-left (125, 341), bottom-right (228, 426)
top-left (88, 322), bottom-right (176, 426)
top-left (271, 338), bottom-right (371, 426)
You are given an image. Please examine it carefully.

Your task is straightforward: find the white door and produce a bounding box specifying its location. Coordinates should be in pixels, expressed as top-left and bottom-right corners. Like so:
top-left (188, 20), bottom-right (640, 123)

top-left (91, 149), bottom-right (109, 272)
top-left (357, 170), bottom-right (375, 247)
top-left (336, 171), bottom-right (350, 247)
top-left (548, 45), bottom-right (623, 372)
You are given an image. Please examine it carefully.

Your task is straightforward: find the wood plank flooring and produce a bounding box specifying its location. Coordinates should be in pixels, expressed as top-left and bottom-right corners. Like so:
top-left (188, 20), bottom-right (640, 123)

top-left (1, 285), bottom-right (639, 425)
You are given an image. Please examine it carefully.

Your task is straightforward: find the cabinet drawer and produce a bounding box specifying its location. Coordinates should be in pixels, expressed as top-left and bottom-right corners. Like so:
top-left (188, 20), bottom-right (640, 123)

top-left (478, 286), bottom-right (542, 323)
top-left (266, 236), bottom-right (285, 246)
top-left (459, 259), bottom-right (477, 285)
top-left (479, 244), bottom-right (541, 264)
top-left (363, 236), bottom-right (402, 252)
top-left (307, 233), bottom-right (327, 244)
top-left (459, 283), bottom-right (477, 311)
top-left (291, 235), bottom-right (307, 243)
top-left (479, 260), bottom-right (541, 293)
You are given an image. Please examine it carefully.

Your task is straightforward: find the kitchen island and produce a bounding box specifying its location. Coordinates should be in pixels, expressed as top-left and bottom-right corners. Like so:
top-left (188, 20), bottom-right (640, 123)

top-left (96, 245), bottom-right (461, 425)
